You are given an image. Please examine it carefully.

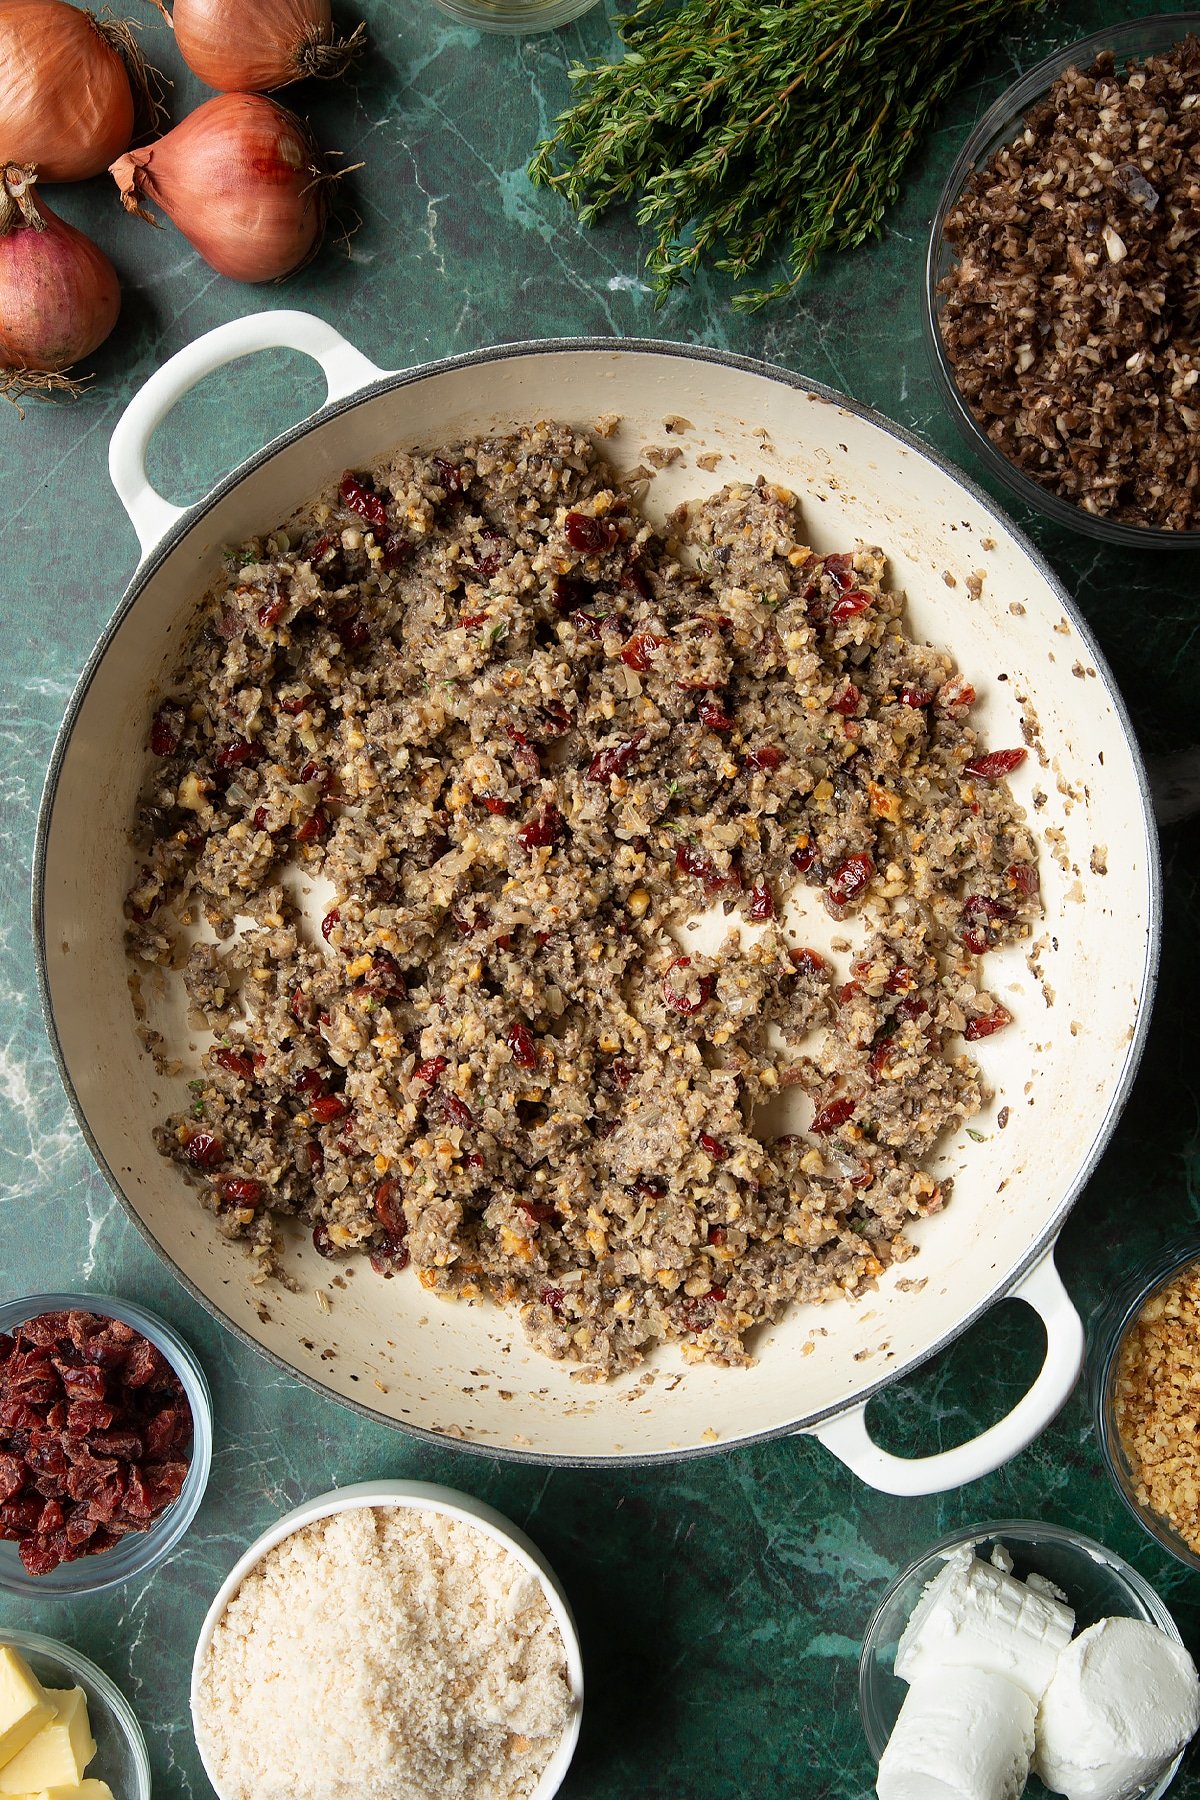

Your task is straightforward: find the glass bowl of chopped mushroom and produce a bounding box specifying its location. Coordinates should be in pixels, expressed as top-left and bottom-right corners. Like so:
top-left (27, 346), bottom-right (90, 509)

top-left (924, 15), bottom-right (1200, 547)
top-left (1092, 1240), bottom-right (1200, 1573)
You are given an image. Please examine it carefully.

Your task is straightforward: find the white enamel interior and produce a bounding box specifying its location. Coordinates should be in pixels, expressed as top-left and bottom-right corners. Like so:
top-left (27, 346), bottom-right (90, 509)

top-left (39, 345), bottom-right (1155, 1460)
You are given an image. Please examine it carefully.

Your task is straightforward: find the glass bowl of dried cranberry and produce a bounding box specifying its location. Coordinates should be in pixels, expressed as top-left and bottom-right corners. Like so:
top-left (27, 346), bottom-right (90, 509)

top-left (0, 1295), bottom-right (212, 1595)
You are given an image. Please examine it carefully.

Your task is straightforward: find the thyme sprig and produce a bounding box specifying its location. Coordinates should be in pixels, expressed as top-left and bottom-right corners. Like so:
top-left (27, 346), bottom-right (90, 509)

top-left (529, 0), bottom-right (1046, 308)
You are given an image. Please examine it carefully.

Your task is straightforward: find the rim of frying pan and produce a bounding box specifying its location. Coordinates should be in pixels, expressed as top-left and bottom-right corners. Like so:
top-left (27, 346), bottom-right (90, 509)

top-left (32, 336), bottom-right (1163, 1466)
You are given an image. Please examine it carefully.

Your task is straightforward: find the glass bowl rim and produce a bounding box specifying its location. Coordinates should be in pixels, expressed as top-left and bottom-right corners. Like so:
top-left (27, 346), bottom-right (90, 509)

top-left (428, 0), bottom-right (601, 32)
top-left (858, 1516), bottom-right (1185, 1765)
top-left (923, 10), bottom-right (1200, 550)
top-left (0, 1624), bottom-right (153, 1800)
top-left (1090, 1239), bottom-right (1200, 1573)
top-left (189, 1479), bottom-right (583, 1800)
top-left (0, 1290), bottom-right (213, 1596)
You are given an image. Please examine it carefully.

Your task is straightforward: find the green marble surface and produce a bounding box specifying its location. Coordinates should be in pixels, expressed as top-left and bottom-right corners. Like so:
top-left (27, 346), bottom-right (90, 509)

top-left (1, 0), bottom-right (1199, 1794)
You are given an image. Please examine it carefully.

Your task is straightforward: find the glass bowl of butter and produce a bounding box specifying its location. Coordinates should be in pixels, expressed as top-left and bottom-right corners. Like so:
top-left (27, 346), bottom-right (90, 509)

top-left (858, 1520), bottom-right (1191, 1800)
top-left (0, 1629), bottom-right (151, 1800)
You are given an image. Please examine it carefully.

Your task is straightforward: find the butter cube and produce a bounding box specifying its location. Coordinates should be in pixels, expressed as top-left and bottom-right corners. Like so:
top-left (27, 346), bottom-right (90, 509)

top-left (21, 1784), bottom-right (114, 1800)
top-left (0, 1691), bottom-right (95, 1796)
top-left (0, 1650), bottom-right (53, 1772)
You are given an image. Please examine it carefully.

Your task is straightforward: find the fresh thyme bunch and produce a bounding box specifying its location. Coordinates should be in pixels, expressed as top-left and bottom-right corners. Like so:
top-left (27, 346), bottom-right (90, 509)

top-left (529, 0), bottom-right (1047, 309)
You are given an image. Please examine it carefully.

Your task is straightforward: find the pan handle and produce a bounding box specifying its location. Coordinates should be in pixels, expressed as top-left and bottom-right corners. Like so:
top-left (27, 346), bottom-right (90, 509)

top-left (809, 1247), bottom-right (1083, 1497)
top-left (108, 310), bottom-right (388, 559)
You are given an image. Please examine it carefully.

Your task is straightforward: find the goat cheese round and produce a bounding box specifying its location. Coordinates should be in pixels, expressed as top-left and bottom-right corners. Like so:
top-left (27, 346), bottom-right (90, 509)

top-left (895, 1547), bottom-right (1074, 1704)
top-left (1034, 1617), bottom-right (1200, 1800)
top-left (876, 1667), bottom-right (1035, 1800)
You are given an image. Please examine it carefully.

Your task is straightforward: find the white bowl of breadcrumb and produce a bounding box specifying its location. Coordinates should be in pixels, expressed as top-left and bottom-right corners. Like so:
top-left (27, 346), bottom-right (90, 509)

top-left (190, 1480), bottom-right (584, 1800)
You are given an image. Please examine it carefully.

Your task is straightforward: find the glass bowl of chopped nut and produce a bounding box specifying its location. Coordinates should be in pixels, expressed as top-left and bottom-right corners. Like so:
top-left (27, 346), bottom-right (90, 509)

top-left (924, 15), bottom-right (1200, 548)
top-left (1092, 1241), bottom-right (1200, 1573)
top-left (0, 1294), bottom-right (213, 1595)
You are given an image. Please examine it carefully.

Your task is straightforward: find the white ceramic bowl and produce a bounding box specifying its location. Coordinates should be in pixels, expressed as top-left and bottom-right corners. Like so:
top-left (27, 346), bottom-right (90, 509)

top-left (190, 1479), bottom-right (584, 1800)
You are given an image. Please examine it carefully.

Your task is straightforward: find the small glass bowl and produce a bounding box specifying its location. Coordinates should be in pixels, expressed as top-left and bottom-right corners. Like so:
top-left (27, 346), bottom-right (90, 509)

top-left (428, 0), bottom-right (600, 33)
top-left (0, 1292), bottom-right (212, 1597)
top-left (1092, 1240), bottom-right (1200, 1574)
top-left (192, 1480), bottom-right (584, 1800)
top-left (859, 1519), bottom-right (1189, 1800)
top-left (0, 1628), bottom-right (152, 1800)
top-left (924, 13), bottom-right (1200, 550)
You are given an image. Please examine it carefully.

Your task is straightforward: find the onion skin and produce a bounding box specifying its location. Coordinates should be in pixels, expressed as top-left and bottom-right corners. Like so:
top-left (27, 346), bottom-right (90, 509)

top-left (0, 165), bottom-right (120, 398)
top-left (0, 3), bottom-right (135, 181)
top-left (110, 94), bottom-right (329, 284)
top-left (167, 0), bottom-right (366, 92)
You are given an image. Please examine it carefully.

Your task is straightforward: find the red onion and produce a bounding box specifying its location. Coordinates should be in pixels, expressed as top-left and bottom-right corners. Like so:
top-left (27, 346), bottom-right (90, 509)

top-left (0, 163), bottom-right (121, 404)
top-left (0, 2), bottom-right (164, 182)
top-left (110, 94), bottom-right (334, 284)
top-left (156, 0), bottom-right (365, 92)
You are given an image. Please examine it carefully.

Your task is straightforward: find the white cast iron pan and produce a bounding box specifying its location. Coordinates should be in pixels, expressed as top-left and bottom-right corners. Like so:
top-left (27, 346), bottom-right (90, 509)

top-left (35, 313), bottom-right (1159, 1491)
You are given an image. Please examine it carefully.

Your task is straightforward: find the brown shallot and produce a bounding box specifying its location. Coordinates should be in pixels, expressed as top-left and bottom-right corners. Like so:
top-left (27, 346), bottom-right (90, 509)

top-left (0, 163), bottom-right (121, 404)
top-left (0, 2), bottom-right (165, 182)
top-left (153, 0), bottom-right (365, 92)
top-left (110, 94), bottom-right (334, 283)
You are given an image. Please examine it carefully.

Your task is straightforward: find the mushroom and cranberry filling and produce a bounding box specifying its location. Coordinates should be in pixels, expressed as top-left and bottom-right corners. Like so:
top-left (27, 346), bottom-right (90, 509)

top-left (126, 424), bottom-right (1038, 1376)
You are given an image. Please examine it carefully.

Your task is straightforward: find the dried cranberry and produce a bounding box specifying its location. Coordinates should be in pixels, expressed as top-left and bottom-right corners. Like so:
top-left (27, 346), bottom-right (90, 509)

top-left (258, 594), bottom-right (287, 628)
top-left (290, 988), bottom-right (316, 1026)
top-left (459, 611), bottom-right (489, 629)
top-left (697, 698), bottom-right (734, 732)
top-left (831, 683), bottom-right (861, 716)
top-left (745, 745), bottom-right (782, 772)
top-left (432, 457), bottom-right (464, 497)
top-left (477, 793), bottom-right (511, 816)
top-left (964, 894), bottom-right (1015, 923)
top-left (540, 1286), bottom-right (566, 1316)
top-left (472, 528), bottom-right (507, 579)
top-left (662, 957), bottom-right (714, 1015)
top-left (373, 1179), bottom-right (405, 1237)
top-left (213, 1048), bottom-right (255, 1082)
top-left (364, 953), bottom-right (406, 1001)
top-left (540, 701), bottom-right (574, 736)
top-left (333, 609), bottom-right (370, 653)
top-left (827, 853), bottom-right (874, 911)
top-left (279, 692), bottom-right (310, 715)
top-left (312, 1222), bottom-right (337, 1259)
top-left (370, 1232), bottom-right (409, 1275)
top-left (964, 1006), bottom-right (1013, 1042)
top-left (565, 511), bottom-right (619, 554)
top-left (440, 1092), bottom-right (475, 1129)
top-left (505, 1021), bottom-right (539, 1069)
top-left (310, 1095), bottom-right (349, 1123)
top-left (675, 843), bottom-right (719, 887)
top-left (293, 1067), bottom-right (326, 1100)
top-left (214, 737), bottom-right (262, 770)
top-left (251, 806), bottom-right (270, 830)
top-left (965, 748), bottom-right (1027, 780)
top-left (747, 878), bottom-right (775, 921)
top-left (184, 1132), bottom-right (224, 1170)
top-left (900, 686), bottom-right (935, 708)
top-left (518, 1200), bottom-right (555, 1224)
top-left (415, 1056), bottom-right (448, 1086)
top-left (552, 573), bottom-right (594, 613)
top-left (382, 531), bottom-right (414, 572)
top-left (218, 1176), bottom-right (263, 1210)
top-left (305, 1142), bottom-right (324, 1175)
top-left (828, 589), bottom-right (874, 625)
top-left (1007, 861), bottom-right (1040, 897)
top-left (339, 470), bottom-right (388, 532)
top-left (620, 557), bottom-right (651, 598)
top-left (294, 808), bottom-right (330, 844)
top-left (699, 1134), bottom-right (729, 1161)
top-left (790, 948), bottom-right (826, 978)
top-left (150, 706), bottom-right (180, 756)
top-left (791, 843), bottom-right (817, 874)
top-left (611, 1059), bottom-right (634, 1091)
top-left (812, 1096), bottom-right (856, 1135)
top-left (587, 733), bottom-right (645, 782)
top-left (620, 632), bottom-right (667, 672)
top-left (570, 609), bottom-right (606, 641)
top-left (308, 534), bottom-right (333, 564)
top-left (961, 925), bottom-right (990, 956)
top-left (321, 908), bottom-right (341, 942)
top-left (821, 552), bottom-right (855, 590)
top-left (516, 805), bottom-right (564, 853)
